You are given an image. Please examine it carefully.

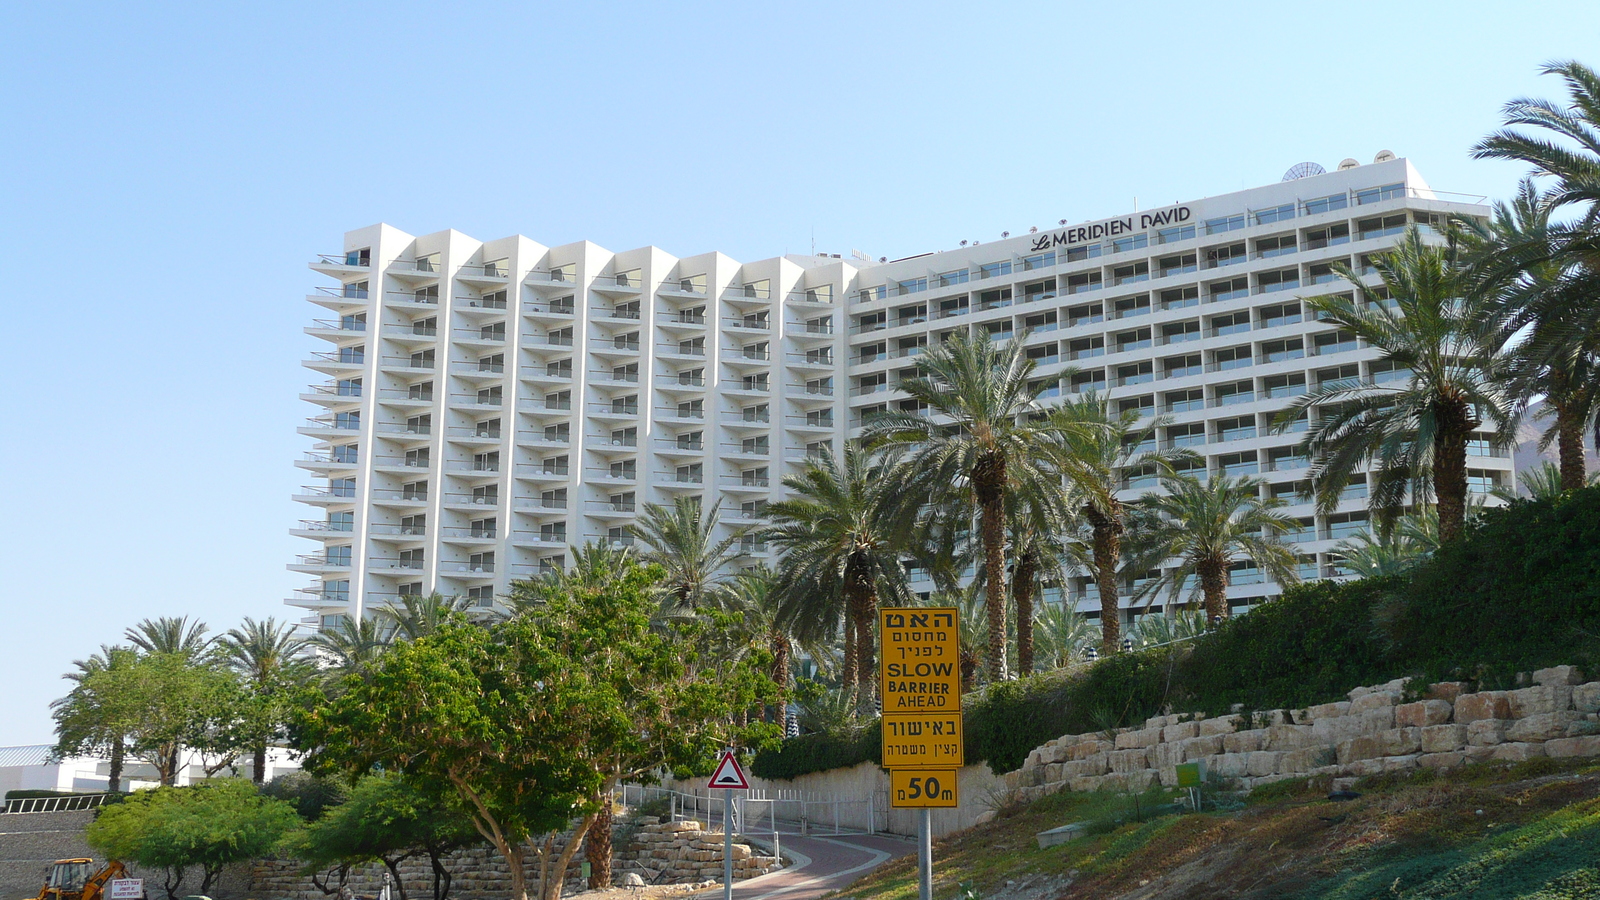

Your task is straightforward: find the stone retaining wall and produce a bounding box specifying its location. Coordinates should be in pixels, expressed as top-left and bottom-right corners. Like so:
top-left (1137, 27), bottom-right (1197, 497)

top-left (1005, 665), bottom-right (1600, 799)
top-left (250, 817), bottom-right (780, 900)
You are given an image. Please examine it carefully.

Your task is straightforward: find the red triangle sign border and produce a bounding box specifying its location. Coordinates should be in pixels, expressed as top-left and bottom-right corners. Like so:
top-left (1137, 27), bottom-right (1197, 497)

top-left (706, 749), bottom-right (750, 789)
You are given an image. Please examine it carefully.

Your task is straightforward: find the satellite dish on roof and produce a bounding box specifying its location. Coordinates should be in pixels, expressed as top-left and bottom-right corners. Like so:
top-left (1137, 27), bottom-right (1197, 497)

top-left (1337, 158), bottom-right (1360, 170)
top-left (1282, 161), bottom-right (1326, 181)
top-left (1374, 150), bottom-right (1396, 163)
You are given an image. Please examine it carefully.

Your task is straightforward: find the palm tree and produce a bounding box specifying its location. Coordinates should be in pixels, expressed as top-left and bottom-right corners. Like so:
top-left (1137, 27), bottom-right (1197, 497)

top-left (629, 497), bottom-right (743, 617)
top-left (372, 592), bottom-right (477, 641)
top-left (503, 542), bottom-right (638, 619)
top-left (218, 618), bottom-right (306, 783)
top-left (305, 616), bottom-right (392, 682)
top-left (1473, 61), bottom-right (1600, 218)
top-left (55, 645), bottom-right (137, 792)
top-left (1331, 507), bottom-right (1441, 579)
top-left (1046, 393), bottom-right (1193, 654)
top-left (862, 330), bottom-right (1066, 680)
top-left (1495, 460), bottom-right (1599, 502)
top-left (1275, 227), bottom-right (1511, 543)
top-left (1461, 179), bottom-right (1598, 490)
top-left (723, 567), bottom-right (803, 734)
top-left (763, 444), bottom-right (914, 700)
top-left (1126, 609), bottom-right (1207, 649)
top-left (1033, 602), bottom-right (1098, 670)
top-left (1131, 473), bottom-right (1300, 623)
top-left (125, 616), bottom-right (214, 658)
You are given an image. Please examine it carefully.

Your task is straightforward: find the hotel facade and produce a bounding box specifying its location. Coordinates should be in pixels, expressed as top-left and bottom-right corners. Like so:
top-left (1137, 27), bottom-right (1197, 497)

top-left (291, 156), bottom-right (1510, 629)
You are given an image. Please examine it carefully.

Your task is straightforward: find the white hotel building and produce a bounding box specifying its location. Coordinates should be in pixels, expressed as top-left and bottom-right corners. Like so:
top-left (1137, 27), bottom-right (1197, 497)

top-left (291, 156), bottom-right (1511, 630)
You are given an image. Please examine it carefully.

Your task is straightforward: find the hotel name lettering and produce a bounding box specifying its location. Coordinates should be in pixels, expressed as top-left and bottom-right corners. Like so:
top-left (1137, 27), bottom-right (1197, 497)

top-left (1029, 205), bottom-right (1193, 251)
top-left (881, 610), bottom-right (961, 712)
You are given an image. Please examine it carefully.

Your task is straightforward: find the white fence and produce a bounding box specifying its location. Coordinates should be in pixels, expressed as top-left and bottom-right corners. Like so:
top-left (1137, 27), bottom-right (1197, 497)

top-left (0, 794), bottom-right (113, 814)
top-left (618, 784), bottom-right (885, 836)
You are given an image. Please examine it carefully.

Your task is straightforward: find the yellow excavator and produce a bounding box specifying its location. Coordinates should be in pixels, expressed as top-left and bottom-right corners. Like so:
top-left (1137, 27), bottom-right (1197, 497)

top-left (31, 859), bottom-right (131, 900)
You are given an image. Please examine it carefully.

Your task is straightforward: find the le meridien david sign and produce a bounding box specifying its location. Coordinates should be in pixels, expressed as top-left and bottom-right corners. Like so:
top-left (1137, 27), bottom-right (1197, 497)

top-left (1029, 205), bottom-right (1193, 251)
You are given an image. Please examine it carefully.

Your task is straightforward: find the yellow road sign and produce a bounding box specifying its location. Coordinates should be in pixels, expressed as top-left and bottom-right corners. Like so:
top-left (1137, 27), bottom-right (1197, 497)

top-left (879, 608), bottom-right (961, 714)
top-left (890, 768), bottom-right (960, 808)
top-left (882, 713), bottom-right (964, 768)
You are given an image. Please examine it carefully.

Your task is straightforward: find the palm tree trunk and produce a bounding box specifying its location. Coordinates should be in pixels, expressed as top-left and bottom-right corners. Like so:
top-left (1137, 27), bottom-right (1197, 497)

top-left (585, 798), bottom-right (613, 889)
top-left (1085, 504), bottom-right (1124, 654)
top-left (844, 556), bottom-right (878, 702)
top-left (771, 637), bottom-right (790, 735)
top-left (1555, 400), bottom-right (1588, 490)
top-left (1014, 548), bottom-right (1038, 675)
top-left (975, 470), bottom-right (1010, 681)
top-left (840, 612), bottom-right (858, 700)
top-left (107, 740), bottom-right (123, 794)
top-left (1434, 401), bottom-right (1473, 543)
top-left (253, 744), bottom-right (268, 785)
top-left (1198, 556), bottom-right (1230, 623)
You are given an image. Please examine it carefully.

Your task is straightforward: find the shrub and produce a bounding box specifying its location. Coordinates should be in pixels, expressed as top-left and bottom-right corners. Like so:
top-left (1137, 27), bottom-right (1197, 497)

top-left (749, 726), bottom-right (880, 781)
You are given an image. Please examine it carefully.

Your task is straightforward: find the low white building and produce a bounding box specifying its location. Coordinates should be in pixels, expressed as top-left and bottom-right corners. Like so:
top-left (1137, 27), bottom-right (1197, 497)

top-left (0, 745), bottom-right (301, 796)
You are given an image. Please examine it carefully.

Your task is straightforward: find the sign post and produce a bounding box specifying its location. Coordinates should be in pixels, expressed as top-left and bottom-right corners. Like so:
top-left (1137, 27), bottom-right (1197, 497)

top-left (707, 749), bottom-right (751, 900)
top-left (880, 608), bottom-right (962, 900)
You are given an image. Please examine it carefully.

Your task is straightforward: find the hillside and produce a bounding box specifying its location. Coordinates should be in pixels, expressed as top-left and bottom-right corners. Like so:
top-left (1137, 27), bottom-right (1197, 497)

top-left (833, 759), bottom-right (1600, 900)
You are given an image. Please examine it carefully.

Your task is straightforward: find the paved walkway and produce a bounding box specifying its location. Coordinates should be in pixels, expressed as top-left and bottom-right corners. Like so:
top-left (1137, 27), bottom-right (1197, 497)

top-left (693, 833), bottom-right (913, 900)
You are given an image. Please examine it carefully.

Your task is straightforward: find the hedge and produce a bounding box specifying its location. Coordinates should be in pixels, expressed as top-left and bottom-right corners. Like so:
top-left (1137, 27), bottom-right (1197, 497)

top-left (751, 486), bottom-right (1600, 779)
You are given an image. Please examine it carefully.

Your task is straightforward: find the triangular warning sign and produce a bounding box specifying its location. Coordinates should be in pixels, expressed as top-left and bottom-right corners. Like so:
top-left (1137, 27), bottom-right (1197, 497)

top-left (706, 749), bottom-right (750, 789)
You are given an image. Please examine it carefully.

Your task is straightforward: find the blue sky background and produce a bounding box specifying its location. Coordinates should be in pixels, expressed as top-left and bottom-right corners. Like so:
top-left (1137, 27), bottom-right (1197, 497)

top-left (1, 0), bottom-right (1595, 745)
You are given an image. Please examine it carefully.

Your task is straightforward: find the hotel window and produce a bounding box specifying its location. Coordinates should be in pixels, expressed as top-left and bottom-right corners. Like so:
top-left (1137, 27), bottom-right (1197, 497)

top-left (742, 373), bottom-right (770, 391)
top-left (1205, 243), bottom-right (1247, 268)
top-left (332, 444), bottom-right (359, 463)
top-left (1205, 214), bottom-right (1245, 235)
top-left (1307, 262), bottom-right (1339, 285)
top-left (1110, 234), bottom-right (1148, 254)
top-left (1212, 346), bottom-right (1252, 371)
top-left (1158, 253), bottom-right (1197, 277)
top-left (1208, 277), bottom-right (1249, 303)
top-left (334, 411), bottom-right (360, 430)
top-left (1157, 224), bottom-right (1196, 244)
top-left (1021, 251), bottom-right (1056, 270)
top-left (1167, 422), bottom-right (1206, 448)
top-left (895, 304), bottom-right (928, 326)
top-left (479, 321), bottom-right (507, 341)
top-left (1066, 303), bottom-right (1103, 326)
top-left (410, 316), bottom-right (436, 336)
top-left (896, 277), bottom-right (928, 295)
top-left (937, 268), bottom-right (969, 286)
top-left (609, 395), bottom-right (639, 415)
top-left (1263, 373), bottom-right (1307, 398)
top-left (1325, 512), bottom-right (1368, 540)
top-left (1165, 389), bottom-right (1204, 412)
top-left (404, 448), bottom-right (429, 468)
top-left (612, 331), bottom-right (640, 351)
top-left (543, 423), bottom-right (570, 442)
top-left (937, 296), bottom-right (969, 318)
top-left (406, 414), bottom-right (431, 434)
top-left (1112, 262), bottom-right (1149, 286)
top-left (1116, 361), bottom-right (1153, 386)
top-left (1218, 451), bottom-right (1258, 476)
top-left (1119, 394), bottom-right (1155, 416)
top-left (676, 399), bottom-right (703, 419)
top-left (610, 459), bottom-right (637, 479)
top-left (1066, 271), bottom-right (1102, 294)
top-left (1258, 302), bottom-right (1301, 329)
top-left (339, 345), bottom-right (365, 364)
top-left (741, 280), bottom-right (771, 299)
top-left (1313, 330), bottom-right (1359, 356)
top-left (742, 436), bottom-right (770, 455)
top-left (1357, 214), bottom-right (1408, 240)
top-left (1303, 193), bottom-right (1349, 216)
top-left (1216, 416), bottom-right (1256, 442)
top-left (1316, 364), bottom-right (1360, 389)
top-left (612, 363), bottom-right (639, 382)
top-left (742, 404), bottom-right (770, 423)
top-left (979, 260), bottom-right (1013, 279)
top-left (978, 288), bottom-right (1011, 310)
top-left (858, 285), bottom-right (886, 303)
top-left (323, 580), bottom-right (350, 602)
top-left (1070, 369), bottom-right (1107, 393)
top-left (330, 477), bottom-right (356, 497)
top-left (399, 580), bottom-right (424, 597)
top-left (1115, 328), bottom-right (1152, 353)
top-left (467, 586), bottom-right (494, 607)
top-left (807, 346), bottom-right (835, 364)
top-left (1210, 311), bottom-right (1251, 337)
top-left (1113, 294), bottom-right (1151, 318)
top-left (476, 418), bottom-right (501, 438)
top-left (473, 451), bottom-right (500, 472)
top-left (1261, 338), bottom-right (1305, 363)
top-left (409, 349), bottom-right (435, 368)
top-left (1214, 380), bottom-right (1253, 405)
top-left (540, 522), bottom-right (567, 543)
top-left (542, 390), bottom-right (571, 411)
top-left (1253, 203), bottom-right (1295, 225)
top-left (858, 342), bottom-right (888, 363)
top-left (540, 488), bottom-right (568, 507)
top-left (856, 311), bottom-right (887, 333)
top-left (400, 482), bottom-right (426, 501)
top-left (1257, 269), bottom-right (1299, 293)
top-left (678, 367), bottom-right (705, 385)
top-left (1068, 336), bottom-right (1104, 360)
top-left (343, 248), bottom-right (371, 266)
top-left (1162, 320), bottom-right (1200, 344)
top-left (676, 305), bottom-right (706, 324)
top-left (1370, 360), bottom-right (1413, 385)
top-left (471, 485), bottom-right (498, 505)
top-left (1355, 182), bottom-right (1405, 205)
top-left (1026, 342), bottom-right (1058, 365)
top-left (413, 284), bottom-right (439, 303)
top-left (1023, 311), bottom-right (1057, 333)
top-left (1303, 222), bottom-right (1350, 249)
top-left (1065, 243), bottom-right (1103, 262)
top-left (542, 456), bottom-right (569, 475)
top-left (549, 295), bottom-right (576, 314)
top-left (471, 517), bottom-right (497, 538)
top-left (1021, 280), bottom-right (1056, 303)
top-left (1163, 354), bottom-right (1202, 379)
top-left (545, 359), bottom-right (572, 377)
top-left (1255, 235), bottom-right (1297, 258)
top-left (1161, 286), bottom-right (1199, 310)
top-left (468, 552), bottom-right (495, 573)
top-left (476, 386), bottom-right (503, 405)
top-left (1268, 446), bottom-right (1310, 472)
top-left (482, 289), bottom-right (508, 309)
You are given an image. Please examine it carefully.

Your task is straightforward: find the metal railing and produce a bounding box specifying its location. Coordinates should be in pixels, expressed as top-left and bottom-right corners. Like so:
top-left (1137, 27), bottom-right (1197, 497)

top-left (2, 794), bottom-right (114, 814)
top-left (618, 784), bottom-right (882, 836)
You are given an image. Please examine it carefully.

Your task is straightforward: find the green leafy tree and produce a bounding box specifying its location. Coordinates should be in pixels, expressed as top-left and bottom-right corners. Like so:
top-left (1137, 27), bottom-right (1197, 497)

top-left (285, 774), bottom-right (477, 900)
top-left (1047, 393), bottom-right (1191, 654)
top-left (305, 615), bottom-right (392, 683)
top-left (1132, 473), bottom-right (1300, 623)
top-left (218, 617), bottom-right (308, 783)
top-left (762, 444), bottom-right (914, 700)
top-left (374, 592), bottom-right (480, 641)
top-left (51, 645), bottom-right (137, 792)
top-left (1033, 602), bottom-right (1098, 670)
top-left (1275, 227), bottom-right (1511, 543)
top-left (295, 560), bottom-right (776, 900)
top-left (261, 770), bottom-right (348, 822)
top-left (629, 497), bottom-right (743, 617)
top-left (862, 330), bottom-right (1064, 680)
top-left (86, 779), bottom-right (299, 899)
top-left (1331, 507), bottom-right (1442, 579)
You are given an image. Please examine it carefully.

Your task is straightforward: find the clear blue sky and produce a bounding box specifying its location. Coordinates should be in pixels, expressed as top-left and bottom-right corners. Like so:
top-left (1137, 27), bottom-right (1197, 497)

top-left (0, 0), bottom-right (1593, 745)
